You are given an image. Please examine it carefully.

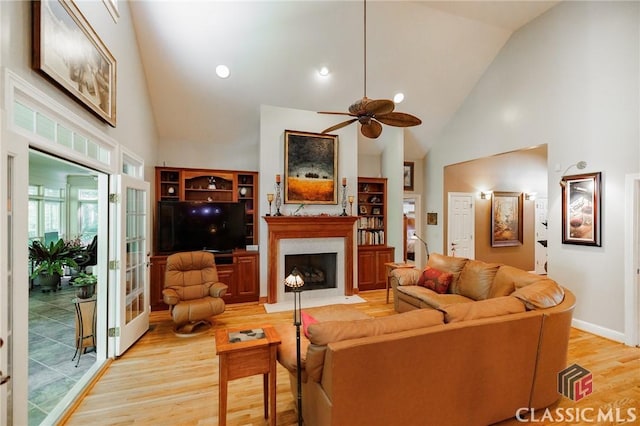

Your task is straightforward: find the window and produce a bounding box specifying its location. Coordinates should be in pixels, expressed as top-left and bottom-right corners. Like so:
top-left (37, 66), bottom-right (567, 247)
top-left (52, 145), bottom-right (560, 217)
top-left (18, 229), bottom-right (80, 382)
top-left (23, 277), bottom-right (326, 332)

top-left (28, 184), bottom-right (64, 242)
top-left (78, 188), bottom-right (98, 243)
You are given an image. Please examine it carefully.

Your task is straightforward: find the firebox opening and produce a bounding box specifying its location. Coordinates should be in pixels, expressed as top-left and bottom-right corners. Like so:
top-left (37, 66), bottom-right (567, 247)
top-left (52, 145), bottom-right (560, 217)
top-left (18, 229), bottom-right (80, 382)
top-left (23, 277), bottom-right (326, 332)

top-left (284, 252), bottom-right (337, 292)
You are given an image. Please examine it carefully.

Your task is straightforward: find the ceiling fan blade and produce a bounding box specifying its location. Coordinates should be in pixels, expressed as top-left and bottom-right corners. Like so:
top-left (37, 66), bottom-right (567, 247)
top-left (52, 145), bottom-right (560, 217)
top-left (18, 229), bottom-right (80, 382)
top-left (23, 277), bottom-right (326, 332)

top-left (322, 118), bottom-right (358, 134)
top-left (360, 120), bottom-right (383, 139)
top-left (348, 98), bottom-right (395, 116)
top-left (317, 111), bottom-right (357, 116)
top-left (376, 112), bottom-right (422, 127)
top-left (364, 99), bottom-right (395, 116)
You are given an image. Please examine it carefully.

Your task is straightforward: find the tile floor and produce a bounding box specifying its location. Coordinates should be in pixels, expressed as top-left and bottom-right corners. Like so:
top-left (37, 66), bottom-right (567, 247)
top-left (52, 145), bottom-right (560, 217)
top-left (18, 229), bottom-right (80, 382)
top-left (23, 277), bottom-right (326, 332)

top-left (28, 279), bottom-right (95, 425)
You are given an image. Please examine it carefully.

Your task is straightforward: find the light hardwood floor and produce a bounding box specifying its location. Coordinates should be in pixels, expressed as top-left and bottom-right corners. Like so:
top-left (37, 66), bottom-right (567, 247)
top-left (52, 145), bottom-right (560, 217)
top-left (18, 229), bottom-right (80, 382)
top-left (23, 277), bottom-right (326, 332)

top-left (63, 290), bottom-right (639, 426)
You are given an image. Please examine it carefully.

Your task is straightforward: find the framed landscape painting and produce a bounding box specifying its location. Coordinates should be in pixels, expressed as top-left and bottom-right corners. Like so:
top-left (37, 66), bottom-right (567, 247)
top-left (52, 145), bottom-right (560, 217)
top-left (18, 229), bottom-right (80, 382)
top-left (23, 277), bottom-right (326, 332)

top-left (33, 0), bottom-right (117, 126)
top-left (561, 172), bottom-right (601, 246)
top-left (491, 191), bottom-right (523, 247)
top-left (284, 130), bottom-right (338, 205)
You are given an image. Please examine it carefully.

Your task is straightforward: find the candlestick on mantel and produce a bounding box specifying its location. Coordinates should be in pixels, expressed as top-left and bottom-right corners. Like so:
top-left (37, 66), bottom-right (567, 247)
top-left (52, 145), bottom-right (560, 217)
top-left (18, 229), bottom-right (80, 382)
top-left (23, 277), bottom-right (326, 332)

top-left (275, 174), bottom-right (281, 184)
top-left (342, 177), bottom-right (347, 186)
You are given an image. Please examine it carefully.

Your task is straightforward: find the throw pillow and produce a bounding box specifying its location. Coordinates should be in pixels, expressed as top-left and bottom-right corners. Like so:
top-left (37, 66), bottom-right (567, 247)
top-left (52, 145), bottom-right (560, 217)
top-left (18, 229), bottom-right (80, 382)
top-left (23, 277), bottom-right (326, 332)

top-left (417, 266), bottom-right (453, 294)
top-left (301, 310), bottom-right (318, 338)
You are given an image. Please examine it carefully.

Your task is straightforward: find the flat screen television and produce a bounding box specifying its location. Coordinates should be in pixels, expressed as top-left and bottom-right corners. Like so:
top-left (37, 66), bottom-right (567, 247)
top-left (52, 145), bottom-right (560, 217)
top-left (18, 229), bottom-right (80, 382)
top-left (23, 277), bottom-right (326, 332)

top-left (157, 201), bottom-right (246, 254)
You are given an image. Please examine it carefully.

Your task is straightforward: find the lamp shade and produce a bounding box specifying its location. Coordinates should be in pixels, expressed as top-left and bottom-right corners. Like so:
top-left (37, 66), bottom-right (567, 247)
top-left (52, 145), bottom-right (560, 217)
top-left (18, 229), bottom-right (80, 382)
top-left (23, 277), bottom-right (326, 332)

top-left (284, 267), bottom-right (304, 288)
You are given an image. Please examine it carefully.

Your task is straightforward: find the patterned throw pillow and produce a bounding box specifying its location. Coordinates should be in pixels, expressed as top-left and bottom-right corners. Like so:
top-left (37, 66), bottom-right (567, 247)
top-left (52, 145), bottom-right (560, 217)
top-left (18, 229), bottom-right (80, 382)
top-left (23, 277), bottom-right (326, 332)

top-left (417, 266), bottom-right (453, 294)
top-left (301, 310), bottom-right (318, 338)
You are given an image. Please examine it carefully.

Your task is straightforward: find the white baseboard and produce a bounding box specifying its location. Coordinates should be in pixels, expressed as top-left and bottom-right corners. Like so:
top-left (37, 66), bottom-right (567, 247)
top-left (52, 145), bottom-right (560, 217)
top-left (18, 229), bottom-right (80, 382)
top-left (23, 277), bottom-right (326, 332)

top-left (572, 318), bottom-right (625, 343)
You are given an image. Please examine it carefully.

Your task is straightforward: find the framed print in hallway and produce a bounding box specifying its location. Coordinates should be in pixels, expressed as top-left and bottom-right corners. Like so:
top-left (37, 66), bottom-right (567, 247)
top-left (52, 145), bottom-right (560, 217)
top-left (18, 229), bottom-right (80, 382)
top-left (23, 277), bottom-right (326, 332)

top-left (32, 0), bottom-right (117, 126)
top-left (404, 162), bottom-right (414, 191)
top-left (284, 130), bottom-right (338, 204)
top-left (561, 172), bottom-right (602, 246)
top-left (491, 191), bottom-right (523, 247)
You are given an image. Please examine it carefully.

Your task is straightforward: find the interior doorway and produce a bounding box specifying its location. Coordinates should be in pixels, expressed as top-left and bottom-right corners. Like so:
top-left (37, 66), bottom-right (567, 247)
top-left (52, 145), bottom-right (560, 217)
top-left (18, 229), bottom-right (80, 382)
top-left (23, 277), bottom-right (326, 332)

top-left (27, 150), bottom-right (107, 425)
top-left (403, 195), bottom-right (423, 267)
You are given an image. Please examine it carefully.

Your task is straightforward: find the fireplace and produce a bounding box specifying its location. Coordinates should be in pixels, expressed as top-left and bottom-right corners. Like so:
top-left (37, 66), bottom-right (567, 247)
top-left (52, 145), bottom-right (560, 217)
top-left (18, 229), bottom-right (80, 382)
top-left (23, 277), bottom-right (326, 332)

top-left (264, 216), bottom-right (358, 303)
top-left (285, 252), bottom-right (337, 292)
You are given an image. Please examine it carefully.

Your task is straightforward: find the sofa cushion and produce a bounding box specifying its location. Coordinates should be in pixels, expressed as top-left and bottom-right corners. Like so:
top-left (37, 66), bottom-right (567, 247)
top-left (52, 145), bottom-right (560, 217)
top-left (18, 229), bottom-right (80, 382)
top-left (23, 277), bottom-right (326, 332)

top-left (456, 259), bottom-right (502, 300)
top-left (427, 253), bottom-right (468, 292)
top-left (417, 266), bottom-right (453, 294)
top-left (440, 296), bottom-right (526, 323)
top-left (396, 285), bottom-right (473, 309)
top-left (512, 279), bottom-right (565, 309)
top-left (301, 310), bottom-right (318, 338)
top-left (305, 309), bottom-right (444, 381)
top-left (491, 265), bottom-right (548, 298)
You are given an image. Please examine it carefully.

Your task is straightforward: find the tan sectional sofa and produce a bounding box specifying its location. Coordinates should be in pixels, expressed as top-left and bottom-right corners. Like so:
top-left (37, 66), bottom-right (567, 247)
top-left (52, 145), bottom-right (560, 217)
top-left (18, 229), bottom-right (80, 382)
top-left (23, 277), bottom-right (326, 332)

top-left (275, 254), bottom-right (575, 426)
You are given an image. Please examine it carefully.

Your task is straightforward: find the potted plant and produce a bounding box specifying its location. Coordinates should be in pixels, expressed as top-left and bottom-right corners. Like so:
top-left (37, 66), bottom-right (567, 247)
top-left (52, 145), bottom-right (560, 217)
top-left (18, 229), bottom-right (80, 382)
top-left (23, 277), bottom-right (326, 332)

top-left (71, 272), bottom-right (98, 299)
top-left (29, 238), bottom-right (79, 292)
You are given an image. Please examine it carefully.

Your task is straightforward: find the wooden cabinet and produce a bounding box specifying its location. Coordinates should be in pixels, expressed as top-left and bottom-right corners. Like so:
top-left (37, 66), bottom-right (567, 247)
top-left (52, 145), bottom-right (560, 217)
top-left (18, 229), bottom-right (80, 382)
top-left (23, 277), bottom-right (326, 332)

top-left (357, 177), bottom-right (387, 246)
top-left (153, 167), bottom-right (259, 308)
top-left (155, 167), bottom-right (259, 247)
top-left (357, 177), bottom-right (393, 290)
top-left (150, 250), bottom-right (259, 310)
top-left (358, 246), bottom-right (394, 291)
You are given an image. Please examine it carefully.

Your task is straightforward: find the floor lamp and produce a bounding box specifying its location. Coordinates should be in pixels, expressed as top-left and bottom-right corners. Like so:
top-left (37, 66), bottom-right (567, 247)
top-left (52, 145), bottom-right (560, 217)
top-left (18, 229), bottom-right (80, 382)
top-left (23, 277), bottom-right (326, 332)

top-left (284, 267), bottom-right (304, 426)
top-left (412, 233), bottom-right (430, 260)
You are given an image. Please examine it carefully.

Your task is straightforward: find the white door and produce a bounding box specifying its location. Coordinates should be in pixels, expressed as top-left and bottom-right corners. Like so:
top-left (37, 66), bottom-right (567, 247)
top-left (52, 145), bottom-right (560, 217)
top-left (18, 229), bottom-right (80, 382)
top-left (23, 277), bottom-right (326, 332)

top-left (1, 134), bottom-right (29, 425)
top-left (110, 175), bottom-right (150, 356)
top-left (447, 193), bottom-right (474, 259)
top-left (534, 198), bottom-right (548, 274)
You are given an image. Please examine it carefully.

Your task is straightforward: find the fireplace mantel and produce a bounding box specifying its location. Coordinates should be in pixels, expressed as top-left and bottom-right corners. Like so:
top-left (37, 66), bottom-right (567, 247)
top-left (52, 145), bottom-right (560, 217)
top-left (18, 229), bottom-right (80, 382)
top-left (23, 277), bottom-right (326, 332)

top-left (264, 215), bottom-right (358, 303)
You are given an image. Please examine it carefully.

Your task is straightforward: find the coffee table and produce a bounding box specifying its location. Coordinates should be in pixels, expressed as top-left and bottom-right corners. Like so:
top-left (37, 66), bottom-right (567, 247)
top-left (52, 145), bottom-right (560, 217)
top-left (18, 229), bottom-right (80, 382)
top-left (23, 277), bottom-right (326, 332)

top-left (215, 325), bottom-right (281, 426)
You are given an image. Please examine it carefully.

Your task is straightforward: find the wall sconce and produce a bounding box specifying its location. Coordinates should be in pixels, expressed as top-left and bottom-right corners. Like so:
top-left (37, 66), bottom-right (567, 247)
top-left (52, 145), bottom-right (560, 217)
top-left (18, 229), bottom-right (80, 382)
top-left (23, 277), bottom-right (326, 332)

top-left (480, 191), bottom-right (492, 200)
top-left (559, 161), bottom-right (587, 187)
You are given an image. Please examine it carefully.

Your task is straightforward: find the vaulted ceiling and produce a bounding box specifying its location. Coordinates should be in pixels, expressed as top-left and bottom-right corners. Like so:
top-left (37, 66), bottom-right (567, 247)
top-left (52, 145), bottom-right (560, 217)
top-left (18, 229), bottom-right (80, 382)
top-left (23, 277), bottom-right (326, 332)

top-left (129, 1), bottom-right (558, 158)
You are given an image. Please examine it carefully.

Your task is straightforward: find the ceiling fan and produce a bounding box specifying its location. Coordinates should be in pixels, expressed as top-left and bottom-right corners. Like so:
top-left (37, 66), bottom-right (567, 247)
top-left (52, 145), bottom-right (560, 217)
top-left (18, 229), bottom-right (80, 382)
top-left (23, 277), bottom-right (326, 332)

top-left (318, 0), bottom-right (422, 139)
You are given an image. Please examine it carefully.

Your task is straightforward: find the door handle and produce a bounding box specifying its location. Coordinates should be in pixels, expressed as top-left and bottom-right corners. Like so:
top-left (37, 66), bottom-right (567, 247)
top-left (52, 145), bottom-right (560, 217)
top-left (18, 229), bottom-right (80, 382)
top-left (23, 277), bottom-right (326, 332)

top-left (0, 372), bottom-right (10, 385)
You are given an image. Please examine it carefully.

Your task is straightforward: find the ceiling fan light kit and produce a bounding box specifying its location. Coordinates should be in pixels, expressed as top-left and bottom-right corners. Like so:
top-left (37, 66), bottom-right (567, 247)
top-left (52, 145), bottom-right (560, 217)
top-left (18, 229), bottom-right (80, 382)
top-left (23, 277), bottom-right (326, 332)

top-left (318, 0), bottom-right (422, 139)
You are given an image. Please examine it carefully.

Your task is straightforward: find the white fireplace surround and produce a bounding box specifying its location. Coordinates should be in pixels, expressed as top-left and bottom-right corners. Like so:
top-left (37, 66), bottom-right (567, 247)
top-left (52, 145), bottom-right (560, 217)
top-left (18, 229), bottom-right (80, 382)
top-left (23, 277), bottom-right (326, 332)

top-left (279, 238), bottom-right (344, 303)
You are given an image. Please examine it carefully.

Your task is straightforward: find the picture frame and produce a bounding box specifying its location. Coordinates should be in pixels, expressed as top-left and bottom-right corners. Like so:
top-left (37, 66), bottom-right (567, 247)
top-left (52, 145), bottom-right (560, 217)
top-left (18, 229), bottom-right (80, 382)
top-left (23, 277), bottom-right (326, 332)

top-left (284, 130), bottom-right (338, 204)
top-left (427, 212), bottom-right (438, 226)
top-left (371, 207), bottom-right (381, 215)
top-left (32, 0), bottom-right (117, 127)
top-left (561, 172), bottom-right (602, 246)
top-left (359, 205), bottom-right (368, 215)
top-left (404, 162), bottom-right (414, 191)
top-left (491, 191), bottom-right (523, 247)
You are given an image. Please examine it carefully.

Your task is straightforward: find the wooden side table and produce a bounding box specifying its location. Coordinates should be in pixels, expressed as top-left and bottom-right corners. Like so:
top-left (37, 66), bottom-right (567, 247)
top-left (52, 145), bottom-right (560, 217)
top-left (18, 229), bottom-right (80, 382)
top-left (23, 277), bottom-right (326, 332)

top-left (215, 325), bottom-right (281, 426)
top-left (383, 262), bottom-right (415, 303)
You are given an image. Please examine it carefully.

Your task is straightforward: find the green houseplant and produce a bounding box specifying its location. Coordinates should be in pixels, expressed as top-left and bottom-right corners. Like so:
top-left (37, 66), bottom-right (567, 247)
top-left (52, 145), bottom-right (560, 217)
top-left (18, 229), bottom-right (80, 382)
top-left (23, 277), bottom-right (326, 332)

top-left (71, 272), bottom-right (97, 299)
top-left (29, 238), bottom-right (79, 292)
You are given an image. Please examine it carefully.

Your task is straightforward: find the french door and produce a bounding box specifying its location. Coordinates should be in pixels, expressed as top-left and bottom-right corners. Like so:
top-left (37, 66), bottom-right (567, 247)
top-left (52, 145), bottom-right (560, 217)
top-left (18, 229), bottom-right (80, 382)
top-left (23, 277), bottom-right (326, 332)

top-left (110, 174), bottom-right (150, 356)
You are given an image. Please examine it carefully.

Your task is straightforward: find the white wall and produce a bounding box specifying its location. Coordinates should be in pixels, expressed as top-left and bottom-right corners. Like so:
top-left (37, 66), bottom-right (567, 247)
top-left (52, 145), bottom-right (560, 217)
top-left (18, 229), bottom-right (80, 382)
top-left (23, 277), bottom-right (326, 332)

top-left (258, 105), bottom-right (359, 296)
top-left (424, 1), bottom-right (639, 339)
top-left (0, 1), bottom-right (158, 178)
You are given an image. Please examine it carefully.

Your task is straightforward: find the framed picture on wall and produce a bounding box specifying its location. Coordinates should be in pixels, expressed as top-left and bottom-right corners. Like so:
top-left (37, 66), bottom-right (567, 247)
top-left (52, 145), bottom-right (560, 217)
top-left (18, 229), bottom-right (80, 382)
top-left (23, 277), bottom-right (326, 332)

top-left (561, 172), bottom-right (601, 246)
top-left (491, 192), bottom-right (523, 247)
top-left (32, 0), bottom-right (117, 127)
top-left (404, 162), bottom-right (414, 191)
top-left (284, 130), bottom-right (338, 204)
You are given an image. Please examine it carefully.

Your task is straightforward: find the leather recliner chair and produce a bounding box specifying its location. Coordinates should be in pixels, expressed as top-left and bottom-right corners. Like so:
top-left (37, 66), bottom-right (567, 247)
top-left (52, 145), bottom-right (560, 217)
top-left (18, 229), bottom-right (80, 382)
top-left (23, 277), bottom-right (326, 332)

top-left (162, 251), bottom-right (228, 334)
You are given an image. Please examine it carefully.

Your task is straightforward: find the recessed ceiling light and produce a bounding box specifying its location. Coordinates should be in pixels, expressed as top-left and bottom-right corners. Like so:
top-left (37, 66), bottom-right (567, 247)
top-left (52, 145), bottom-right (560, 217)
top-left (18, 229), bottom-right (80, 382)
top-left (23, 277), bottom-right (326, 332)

top-left (216, 65), bottom-right (230, 79)
top-left (318, 66), bottom-right (330, 77)
top-left (393, 93), bottom-right (405, 103)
